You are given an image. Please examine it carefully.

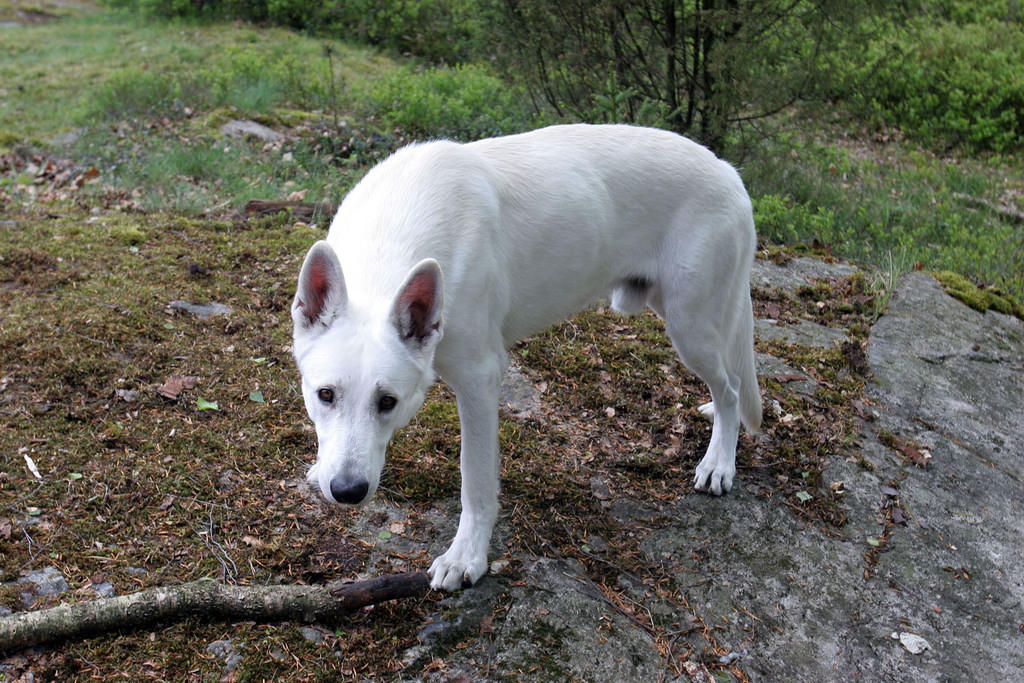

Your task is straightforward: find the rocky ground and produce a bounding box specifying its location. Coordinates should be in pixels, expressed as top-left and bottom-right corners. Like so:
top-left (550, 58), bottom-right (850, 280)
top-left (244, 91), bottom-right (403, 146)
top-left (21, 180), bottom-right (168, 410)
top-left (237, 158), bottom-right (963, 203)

top-left (3, 247), bottom-right (1022, 681)
top-left (289, 257), bottom-right (1024, 681)
top-left (394, 260), bottom-right (1024, 681)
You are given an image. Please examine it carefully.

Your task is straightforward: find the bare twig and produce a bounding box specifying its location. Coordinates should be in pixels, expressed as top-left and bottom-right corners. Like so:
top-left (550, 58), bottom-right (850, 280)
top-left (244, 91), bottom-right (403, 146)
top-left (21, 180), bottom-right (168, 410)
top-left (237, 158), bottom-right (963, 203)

top-left (0, 572), bottom-right (431, 653)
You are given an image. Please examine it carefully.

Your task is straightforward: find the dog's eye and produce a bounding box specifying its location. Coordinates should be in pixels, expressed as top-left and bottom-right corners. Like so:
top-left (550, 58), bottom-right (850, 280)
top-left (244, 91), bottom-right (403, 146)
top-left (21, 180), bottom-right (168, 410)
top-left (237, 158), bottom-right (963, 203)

top-left (317, 388), bottom-right (335, 404)
top-left (377, 394), bottom-right (397, 413)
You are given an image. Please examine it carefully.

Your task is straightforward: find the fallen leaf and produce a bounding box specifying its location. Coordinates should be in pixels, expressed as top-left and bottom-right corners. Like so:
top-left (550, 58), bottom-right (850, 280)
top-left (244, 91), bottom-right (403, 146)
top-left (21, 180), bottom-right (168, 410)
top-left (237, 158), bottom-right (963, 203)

top-left (249, 391), bottom-right (265, 403)
top-left (157, 375), bottom-right (199, 400)
top-left (196, 397), bottom-right (219, 411)
top-left (892, 507), bottom-right (907, 525)
top-left (23, 453), bottom-right (42, 480)
top-left (242, 535), bottom-right (265, 549)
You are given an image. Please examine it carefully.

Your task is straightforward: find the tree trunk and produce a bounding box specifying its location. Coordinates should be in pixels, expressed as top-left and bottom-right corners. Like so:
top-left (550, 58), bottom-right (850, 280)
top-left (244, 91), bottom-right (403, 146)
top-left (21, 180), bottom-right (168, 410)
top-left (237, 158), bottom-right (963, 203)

top-left (0, 572), bottom-right (430, 653)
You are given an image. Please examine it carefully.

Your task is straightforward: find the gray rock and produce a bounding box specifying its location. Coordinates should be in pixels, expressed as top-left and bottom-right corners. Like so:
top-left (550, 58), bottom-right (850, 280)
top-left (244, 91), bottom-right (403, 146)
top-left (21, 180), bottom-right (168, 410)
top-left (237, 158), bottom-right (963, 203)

top-left (751, 256), bottom-right (860, 293)
top-left (220, 119), bottom-right (284, 143)
top-left (206, 638), bottom-right (243, 672)
top-left (623, 271), bottom-right (1024, 681)
top-left (392, 267), bottom-right (1024, 681)
top-left (167, 300), bottom-right (232, 320)
top-left (23, 566), bottom-right (68, 598)
top-left (90, 581), bottom-right (116, 598)
top-left (499, 363), bottom-right (544, 419)
top-left (755, 318), bottom-right (848, 348)
top-left (403, 559), bottom-right (664, 682)
top-left (298, 626), bottom-right (323, 644)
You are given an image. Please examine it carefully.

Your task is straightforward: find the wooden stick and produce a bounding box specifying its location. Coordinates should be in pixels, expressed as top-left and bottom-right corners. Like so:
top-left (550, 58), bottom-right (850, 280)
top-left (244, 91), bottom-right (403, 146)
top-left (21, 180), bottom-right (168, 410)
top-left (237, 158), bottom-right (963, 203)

top-left (0, 572), bottom-right (430, 653)
top-left (243, 199), bottom-right (338, 222)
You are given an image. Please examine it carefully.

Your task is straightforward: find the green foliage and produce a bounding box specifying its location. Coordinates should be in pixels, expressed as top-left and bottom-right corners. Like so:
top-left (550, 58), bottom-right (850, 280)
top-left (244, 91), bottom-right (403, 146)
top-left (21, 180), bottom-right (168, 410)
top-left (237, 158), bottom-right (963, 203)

top-left (100, 0), bottom-right (476, 63)
top-left (744, 132), bottom-right (1024, 301)
top-left (834, 17), bottom-right (1024, 152)
top-left (483, 0), bottom-right (880, 154)
top-left (753, 195), bottom-right (837, 246)
top-left (359, 63), bottom-right (539, 140)
top-left (85, 43), bottom-right (330, 119)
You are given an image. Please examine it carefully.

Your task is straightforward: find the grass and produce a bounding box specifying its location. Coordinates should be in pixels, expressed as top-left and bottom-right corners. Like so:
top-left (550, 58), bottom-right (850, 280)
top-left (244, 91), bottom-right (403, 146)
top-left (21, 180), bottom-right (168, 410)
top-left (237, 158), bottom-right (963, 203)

top-left (742, 114), bottom-right (1024, 303)
top-left (0, 204), bottom-right (873, 677)
top-left (0, 5), bottom-right (1021, 678)
top-left (4, 10), bottom-right (1020, 306)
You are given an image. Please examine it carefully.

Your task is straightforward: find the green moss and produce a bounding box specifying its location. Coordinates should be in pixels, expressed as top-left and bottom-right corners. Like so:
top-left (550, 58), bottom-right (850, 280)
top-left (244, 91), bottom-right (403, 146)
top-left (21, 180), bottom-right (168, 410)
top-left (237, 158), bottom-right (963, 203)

top-left (0, 129), bottom-right (20, 151)
top-left (933, 270), bottom-right (1024, 318)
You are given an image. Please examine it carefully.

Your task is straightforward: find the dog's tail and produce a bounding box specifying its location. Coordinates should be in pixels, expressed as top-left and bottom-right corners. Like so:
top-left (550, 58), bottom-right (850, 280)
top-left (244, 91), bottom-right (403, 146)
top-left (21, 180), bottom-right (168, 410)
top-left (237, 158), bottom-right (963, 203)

top-left (734, 290), bottom-right (762, 433)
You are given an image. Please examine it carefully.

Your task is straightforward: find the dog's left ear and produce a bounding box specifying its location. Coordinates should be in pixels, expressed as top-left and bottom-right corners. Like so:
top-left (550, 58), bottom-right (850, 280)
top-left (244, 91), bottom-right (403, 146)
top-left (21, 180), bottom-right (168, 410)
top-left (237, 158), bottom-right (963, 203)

top-left (391, 259), bottom-right (444, 350)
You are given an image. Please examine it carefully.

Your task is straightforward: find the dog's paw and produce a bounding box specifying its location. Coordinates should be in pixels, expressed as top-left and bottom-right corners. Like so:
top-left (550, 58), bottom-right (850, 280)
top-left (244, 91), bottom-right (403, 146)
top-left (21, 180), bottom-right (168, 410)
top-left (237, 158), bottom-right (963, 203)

top-left (697, 401), bottom-right (715, 421)
top-left (428, 545), bottom-right (488, 592)
top-left (693, 449), bottom-right (735, 496)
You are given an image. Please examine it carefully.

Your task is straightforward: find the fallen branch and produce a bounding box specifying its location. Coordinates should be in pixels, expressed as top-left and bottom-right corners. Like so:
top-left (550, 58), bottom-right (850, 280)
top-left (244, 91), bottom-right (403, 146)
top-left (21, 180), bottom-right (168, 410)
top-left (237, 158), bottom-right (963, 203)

top-left (952, 192), bottom-right (1024, 224)
top-left (243, 199), bottom-right (338, 223)
top-left (0, 572), bottom-right (430, 653)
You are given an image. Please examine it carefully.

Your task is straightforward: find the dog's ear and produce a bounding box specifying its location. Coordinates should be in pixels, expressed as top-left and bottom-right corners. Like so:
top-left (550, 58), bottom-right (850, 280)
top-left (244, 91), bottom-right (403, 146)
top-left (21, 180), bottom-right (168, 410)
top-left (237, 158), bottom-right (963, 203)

top-left (391, 259), bottom-right (443, 349)
top-left (293, 240), bottom-right (347, 331)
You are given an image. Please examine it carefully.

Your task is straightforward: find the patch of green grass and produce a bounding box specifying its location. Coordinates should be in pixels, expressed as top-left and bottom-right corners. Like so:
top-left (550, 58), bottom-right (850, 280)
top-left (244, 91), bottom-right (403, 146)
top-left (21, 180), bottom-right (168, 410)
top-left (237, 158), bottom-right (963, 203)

top-left (743, 123), bottom-right (1024, 303)
top-left (1, 12), bottom-right (388, 139)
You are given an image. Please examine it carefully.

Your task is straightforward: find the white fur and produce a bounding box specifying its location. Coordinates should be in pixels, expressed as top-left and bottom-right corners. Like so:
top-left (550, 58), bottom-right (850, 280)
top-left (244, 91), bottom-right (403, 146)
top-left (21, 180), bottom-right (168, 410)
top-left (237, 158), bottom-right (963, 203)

top-left (291, 124), bottom-right (761, 591)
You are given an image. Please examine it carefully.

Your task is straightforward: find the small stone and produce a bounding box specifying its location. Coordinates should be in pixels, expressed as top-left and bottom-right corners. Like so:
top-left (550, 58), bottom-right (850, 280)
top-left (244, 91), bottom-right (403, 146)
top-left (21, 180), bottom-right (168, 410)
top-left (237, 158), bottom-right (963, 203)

top-left (168, 300), bottom-right (232, 320)
top-left (91, 581), bottom-right (116, 598)
top-left (897, 632), bottom-right (931, 655)
top-left (115, 388), bottom-right (139, 402)
top-left (206, 639), bottom-right (234, 658)
top-left (220, 119), bottom-right (284, 143)
top-left (23, 566), bottom-right (69, 597)
top-left (299, 626), bottom-right (323, 644)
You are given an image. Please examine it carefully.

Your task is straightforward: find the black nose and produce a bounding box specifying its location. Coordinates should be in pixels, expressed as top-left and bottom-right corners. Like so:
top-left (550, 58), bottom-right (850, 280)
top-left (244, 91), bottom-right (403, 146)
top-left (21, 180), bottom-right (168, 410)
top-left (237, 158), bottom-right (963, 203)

top-left (330, 477), bottom-right (369, 504)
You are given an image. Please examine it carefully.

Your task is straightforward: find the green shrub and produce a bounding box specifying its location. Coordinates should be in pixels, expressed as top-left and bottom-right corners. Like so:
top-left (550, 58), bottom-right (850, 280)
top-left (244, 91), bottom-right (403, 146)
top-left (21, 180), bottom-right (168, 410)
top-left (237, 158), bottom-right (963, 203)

top-left (837, 18), bottom-right (1024, 152)
top-left (753, 194), bottom-right (838, 246)
top-left (99, 0), bottom-right (475, 63)
top-left (90, 66), bottom-right (183, 117)
top-left (360, 64), bottom-right (538, 140)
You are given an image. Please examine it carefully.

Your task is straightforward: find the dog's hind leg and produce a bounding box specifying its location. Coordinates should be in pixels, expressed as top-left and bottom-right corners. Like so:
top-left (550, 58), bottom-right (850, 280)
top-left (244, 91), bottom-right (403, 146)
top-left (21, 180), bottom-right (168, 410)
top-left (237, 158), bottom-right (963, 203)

top-left (428, 349), bottom-right (506, 591)
top-left (657, 261), bottom-right (751, 495)
top-left (669, 318), bottom-right (742, 495)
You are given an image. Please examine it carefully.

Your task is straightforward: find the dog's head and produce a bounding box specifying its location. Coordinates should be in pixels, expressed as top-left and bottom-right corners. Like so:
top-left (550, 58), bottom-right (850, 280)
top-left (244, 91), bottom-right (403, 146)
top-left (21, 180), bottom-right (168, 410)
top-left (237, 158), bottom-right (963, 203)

top-left (291, 240), bottom-right (443, 506)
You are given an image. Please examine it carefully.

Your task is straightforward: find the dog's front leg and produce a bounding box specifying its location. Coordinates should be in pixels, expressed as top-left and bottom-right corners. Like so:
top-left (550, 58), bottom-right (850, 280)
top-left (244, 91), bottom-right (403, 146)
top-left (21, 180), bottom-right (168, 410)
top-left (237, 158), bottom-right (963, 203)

top-left (428, 367), bottom-right (501, 591)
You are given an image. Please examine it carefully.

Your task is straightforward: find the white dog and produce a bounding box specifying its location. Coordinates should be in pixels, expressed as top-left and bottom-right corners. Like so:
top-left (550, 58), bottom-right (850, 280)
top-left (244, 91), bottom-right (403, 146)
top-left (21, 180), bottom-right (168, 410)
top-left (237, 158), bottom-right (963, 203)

top-left (291, 124), bottom-right (761, 591)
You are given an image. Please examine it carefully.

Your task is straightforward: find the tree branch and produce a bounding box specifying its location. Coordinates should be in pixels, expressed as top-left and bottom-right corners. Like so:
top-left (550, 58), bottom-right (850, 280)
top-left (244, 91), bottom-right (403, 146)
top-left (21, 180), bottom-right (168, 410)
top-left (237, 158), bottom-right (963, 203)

top-left (0, 572), bottom-right (431, 653)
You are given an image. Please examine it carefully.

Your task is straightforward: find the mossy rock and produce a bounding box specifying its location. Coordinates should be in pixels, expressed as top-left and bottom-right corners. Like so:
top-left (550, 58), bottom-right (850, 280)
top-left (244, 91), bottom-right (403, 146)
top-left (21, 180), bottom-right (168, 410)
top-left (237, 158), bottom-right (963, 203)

top-left (0, 129), bottom-right (21, 152)
top-left (932, 270), bottom-right (1023, 319)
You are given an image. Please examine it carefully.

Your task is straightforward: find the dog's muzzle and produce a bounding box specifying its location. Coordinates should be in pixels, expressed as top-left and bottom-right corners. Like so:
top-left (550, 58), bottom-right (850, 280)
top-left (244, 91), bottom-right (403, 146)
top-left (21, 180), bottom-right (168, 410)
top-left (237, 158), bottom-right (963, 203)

top-left (330, 476), bottom-right (369, 505)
